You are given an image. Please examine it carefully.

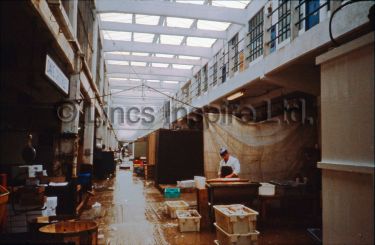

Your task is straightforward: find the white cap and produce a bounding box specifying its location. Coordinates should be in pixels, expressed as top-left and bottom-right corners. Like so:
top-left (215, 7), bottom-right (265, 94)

top-left (219, 147), bottom-right (228, 155)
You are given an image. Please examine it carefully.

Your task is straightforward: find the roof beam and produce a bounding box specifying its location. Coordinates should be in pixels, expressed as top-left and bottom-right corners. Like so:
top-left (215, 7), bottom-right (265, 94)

top-left (104, 53), bottom-right (204, 66)
top-left (106, 64), bottom-right (192, 77)
top-left (103, 40), bottom-right (212, 58)
top-left (100, 21), bottom-right (226, 39)
top-left (107, 73), bottom-right (186, 82)
top-left (96, 0), bottom-right (246, 25)
top-left (110, 85), bottom-right (177, 92)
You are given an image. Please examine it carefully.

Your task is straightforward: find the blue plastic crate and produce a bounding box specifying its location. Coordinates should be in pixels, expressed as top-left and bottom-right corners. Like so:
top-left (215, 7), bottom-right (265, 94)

top-left (164, 188), bottom-right (180, 198)
top-left (78, 173), bottom-right (91, 185)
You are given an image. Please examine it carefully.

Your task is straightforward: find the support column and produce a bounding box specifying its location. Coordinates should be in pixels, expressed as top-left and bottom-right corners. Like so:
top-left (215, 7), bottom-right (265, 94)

top-left (68, 0), bottom-right (78, 37)
top-left (82, 101), bottom-right (95, 164)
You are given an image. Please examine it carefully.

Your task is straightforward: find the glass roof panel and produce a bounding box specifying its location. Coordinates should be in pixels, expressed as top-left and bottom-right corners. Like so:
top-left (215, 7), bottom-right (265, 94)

top-left (106, 51), bottom-right (130, 55)
top-left (107, 60), bottom-right (129, 66)
top-left (99, 13), bottom-right (133, 23)
top-left (103, 30), bottom-right (132, 41)
top-left (176, 0), bottom-right (204, 5)
top-left (163, 81), bottom-right (179, 84)
top-left (166, 17), bottom-right (194, 28)
top-left (131, 52), bottom-right (150, 56)
top-left (155, 53), bottom-right (175, 58)
top-left (160, 35), bottom-right (184, 45)
top-left (212, 0), bottom-right (250, 9)
top-left (173, 64), bottom-right (193, 69)
top-left (187, 37), bottom-right (216, 47)
top-left (136, 14), bottom-right (160, 25)
top-left (197, 20), bottom-right (231, 31)
top-left (179, 55), bottom-right (201, 60)
top-left (147, 80), bottom-right (160, 83)
top-left (152, 63), bottom-right (170, 68)
top-left (133, 33), bottom-right (155, 43)
top-left (130, 61), bottom-right (147, 66)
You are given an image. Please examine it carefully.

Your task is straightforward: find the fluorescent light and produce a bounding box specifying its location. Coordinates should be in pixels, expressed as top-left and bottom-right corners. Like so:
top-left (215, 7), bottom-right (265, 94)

top-left (227, 91), bottom-right (244, 101)
top-left (164, 81), bottom-right (179, 84)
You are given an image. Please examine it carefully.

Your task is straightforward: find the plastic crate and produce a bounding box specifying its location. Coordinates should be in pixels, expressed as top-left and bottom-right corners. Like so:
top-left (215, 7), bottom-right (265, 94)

top-left (176, 210), bottom-right (201, 232)
top-left (214, 223), bottom-right (259, 245)
top-left (214, 204), bottom-right (258, 234)
top-left (164, 187), bottom-right (180, 198)
top-left (165, 200), bottom-right (189, 218)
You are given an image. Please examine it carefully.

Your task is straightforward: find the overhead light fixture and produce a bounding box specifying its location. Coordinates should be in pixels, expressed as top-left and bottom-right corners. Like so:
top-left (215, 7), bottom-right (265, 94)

top-left (227, 91), bottom-right (244, 101)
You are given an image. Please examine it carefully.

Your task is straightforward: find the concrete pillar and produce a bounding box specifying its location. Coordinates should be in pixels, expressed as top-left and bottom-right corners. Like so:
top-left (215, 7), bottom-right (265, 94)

top-left (263, 3), bottom-right (272, 56)
top-left (82, 101), bottom-right (95, 164)
top-left (68, 0), bottom-right (78, 38)
top-left (91, 19), bottom-right (99, 82)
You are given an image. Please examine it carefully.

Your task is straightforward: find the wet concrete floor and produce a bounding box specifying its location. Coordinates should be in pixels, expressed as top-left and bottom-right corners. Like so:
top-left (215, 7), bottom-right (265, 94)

top-left (81, 169), bottom-right (315, 245)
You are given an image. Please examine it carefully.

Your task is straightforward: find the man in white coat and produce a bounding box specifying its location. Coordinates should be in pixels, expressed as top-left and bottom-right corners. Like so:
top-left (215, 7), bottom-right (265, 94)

top-left (218, 147), bottom-right (241, 178)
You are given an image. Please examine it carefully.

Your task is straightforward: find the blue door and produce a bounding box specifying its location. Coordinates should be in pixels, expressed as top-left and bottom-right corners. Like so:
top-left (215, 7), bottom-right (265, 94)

top-left (305, 0), bottom-right (320, 30)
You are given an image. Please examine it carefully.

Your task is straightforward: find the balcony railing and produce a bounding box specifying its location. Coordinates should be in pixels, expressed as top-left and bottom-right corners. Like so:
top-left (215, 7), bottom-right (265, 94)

top-left (167, 0), bottom-right (337, 123)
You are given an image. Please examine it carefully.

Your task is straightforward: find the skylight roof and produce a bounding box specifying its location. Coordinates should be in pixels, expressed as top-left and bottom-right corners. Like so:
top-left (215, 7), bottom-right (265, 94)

top-left (197, 20), bottom-right (231, 31)
top-left (173, 64), bottom-right (193, 69)
top-left (212, 1), bottom-right (250, 9)
top-left (176, 0), bottom-right (204, 5)
top-left (135, 14), bottom-right (160, 25)
top-left (163, 81), bottom-right (179, 84)
top-left (107, 60), bottom-right (129, 66)
top-left (99, 13), bottom-right (133, 23)
top-left (160, 35), bottom-right (184, 45)
top-left (147, 80), bottom-right (160, 83)
top-left (103, 31), bottom-right (131, 41)
top-left (130, 61), bottom-right (147, 67)
top-left (133, 33), bottom-right (155, 43)
top-left (187, 37), bottom-right (216, 47)
top-left (106, 51), bottom-right (130, 55)
top-left (131, 52), bottom-right (150, 56)
top-left (155, 53), bottom-right (175, 58)
top-left (179, 55), bottom-right (201, 60)
top-left (166, 17), bottom-right (194, 28)
top-left (152, 63), bottom-right (170, 68)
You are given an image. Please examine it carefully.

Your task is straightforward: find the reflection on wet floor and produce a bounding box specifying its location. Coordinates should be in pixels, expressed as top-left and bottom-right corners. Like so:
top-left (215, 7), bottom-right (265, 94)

top-left (81, 170), bottom-right (215, 245)
top-left (81, 169), bottom-right (314, 245)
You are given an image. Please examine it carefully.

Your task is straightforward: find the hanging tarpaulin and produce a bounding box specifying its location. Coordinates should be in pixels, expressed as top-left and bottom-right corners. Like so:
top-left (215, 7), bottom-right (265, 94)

top-left (203, 113), bottom-right (317, 181)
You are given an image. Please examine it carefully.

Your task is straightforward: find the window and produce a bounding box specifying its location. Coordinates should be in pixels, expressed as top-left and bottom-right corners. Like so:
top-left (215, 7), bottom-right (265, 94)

top-left (248, 8), bottom-right (264, 62)
top-left (212, 62), bottom-right (218, 86)
top-left (305, 0), bottom-right (321, 30)
top-left (195, 71), bottom-right (201, 96)
top-left (277, 0), bottom-right (291, 43)
top-left (270, 25), bottom-right (276, 53)
top-left (229, 34), bottom-right (239, 72)
top-left (95, 32), bottom-right (102, 89)
top-left (202, 65), bottom-right (208, 92)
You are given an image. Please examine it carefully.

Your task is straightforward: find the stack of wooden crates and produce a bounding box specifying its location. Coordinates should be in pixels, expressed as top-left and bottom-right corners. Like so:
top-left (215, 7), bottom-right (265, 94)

top-left (213, 204), bottom-right (259, 245)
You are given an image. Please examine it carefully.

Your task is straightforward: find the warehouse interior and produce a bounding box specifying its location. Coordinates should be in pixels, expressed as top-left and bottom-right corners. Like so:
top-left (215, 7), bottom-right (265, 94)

top-left (0, 0), bottom-right (374, 245)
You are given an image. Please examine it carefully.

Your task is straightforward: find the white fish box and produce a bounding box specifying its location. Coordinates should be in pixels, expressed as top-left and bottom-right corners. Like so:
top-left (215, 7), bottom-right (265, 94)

top-left (215, 223), bottom-right (259, 245)
top-left (258, 182), bottom-right (275, 196)
top-left (214, 204), bottom-right (258, 234)
top-left (165, 200), bottom-right (189, 218)
top-left (176, 209), bottom-right (201, 232)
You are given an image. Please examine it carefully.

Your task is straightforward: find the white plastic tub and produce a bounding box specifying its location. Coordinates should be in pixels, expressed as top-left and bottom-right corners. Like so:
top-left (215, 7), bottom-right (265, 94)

top-left (194, 176), bottom-right (206, 189)
top-left (258, 182), bottom-right (275, 196)
top-left (165, 200), bottom-right (189, 218)
top-left (176, 209), bottom-right (201, 232)
top-left (214, 223), bottom-right (259, 245)
top-left (214, 204), bottom-right (258, 234)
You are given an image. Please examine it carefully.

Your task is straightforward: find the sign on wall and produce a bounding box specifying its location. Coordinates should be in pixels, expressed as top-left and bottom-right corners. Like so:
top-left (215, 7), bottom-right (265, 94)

top-left (45, 54), bottom-right (69, 95)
